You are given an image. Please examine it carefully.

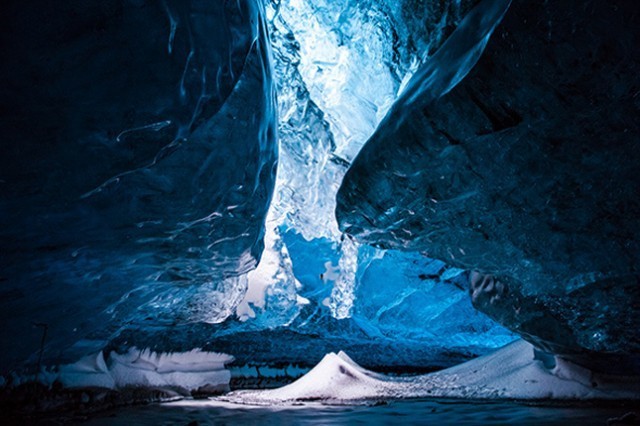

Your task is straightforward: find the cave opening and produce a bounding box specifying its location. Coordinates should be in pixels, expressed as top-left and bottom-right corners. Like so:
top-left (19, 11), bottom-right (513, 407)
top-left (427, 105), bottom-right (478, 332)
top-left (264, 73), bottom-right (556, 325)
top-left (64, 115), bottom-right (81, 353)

top-left (0, 0), bottom-right (639, 421)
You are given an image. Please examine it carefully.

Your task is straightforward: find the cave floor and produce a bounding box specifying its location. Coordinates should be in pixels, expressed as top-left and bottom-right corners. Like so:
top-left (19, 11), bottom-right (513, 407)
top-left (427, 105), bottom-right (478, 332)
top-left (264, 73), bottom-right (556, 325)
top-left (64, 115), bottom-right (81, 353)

top-left (75, 399), bottom-right (638, 426)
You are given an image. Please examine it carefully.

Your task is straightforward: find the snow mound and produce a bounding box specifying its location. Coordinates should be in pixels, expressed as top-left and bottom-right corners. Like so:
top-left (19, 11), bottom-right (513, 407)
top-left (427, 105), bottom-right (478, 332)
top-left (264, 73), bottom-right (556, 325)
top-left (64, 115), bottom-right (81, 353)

top-left (220, 340), bottom-right (640, 405)
top-left (412, 340), bottom-right (640, 400)
top-left (223, 351), bottom-right (396, 404)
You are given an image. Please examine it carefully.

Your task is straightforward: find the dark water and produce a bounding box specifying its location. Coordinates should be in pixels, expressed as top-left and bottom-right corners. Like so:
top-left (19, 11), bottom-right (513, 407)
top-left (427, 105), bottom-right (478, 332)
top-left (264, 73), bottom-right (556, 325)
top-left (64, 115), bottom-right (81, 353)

top-left (81, 399), bottom-right (639, 425)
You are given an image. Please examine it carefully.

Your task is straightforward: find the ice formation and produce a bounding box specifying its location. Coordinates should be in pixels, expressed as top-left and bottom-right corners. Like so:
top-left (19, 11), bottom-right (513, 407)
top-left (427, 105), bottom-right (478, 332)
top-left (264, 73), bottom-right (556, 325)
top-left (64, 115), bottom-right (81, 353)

top-left (0, 0), bottom-right (638, 405)
top-left (10, 349), bottom-right (234, 394)
top-left (0, 0), bottom-right (277, 369)
top-left (247, 0), bottom-right (484, 325)
top-left (337, 0), bottom-right (640, 371)
top-left (0, 0), bottom-right (513, 378)
top-left (89, 0), bottom-right (513, 369)
top-left (108, 348), bottom-right (233, 392)
top-left (216, 0), bottom-right (513, 359)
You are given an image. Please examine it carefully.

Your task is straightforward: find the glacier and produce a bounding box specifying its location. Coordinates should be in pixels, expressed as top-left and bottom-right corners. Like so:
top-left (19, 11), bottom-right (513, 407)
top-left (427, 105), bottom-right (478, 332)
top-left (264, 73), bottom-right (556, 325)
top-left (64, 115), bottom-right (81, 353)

top-left (1, 0), bottom-right (639, 416)
top-left (10, 348), bottom-right (233, 394)
top-left (0, 0), bottom-right (277, 369)
top-left (0, 0), bottom-right (514, 382)
top-left (337, 0), bottom-right (640, 374)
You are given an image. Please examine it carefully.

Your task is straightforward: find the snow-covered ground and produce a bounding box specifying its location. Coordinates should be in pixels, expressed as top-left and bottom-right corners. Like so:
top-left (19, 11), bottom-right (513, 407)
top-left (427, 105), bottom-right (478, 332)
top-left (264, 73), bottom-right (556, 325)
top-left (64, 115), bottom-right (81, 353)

top-left (219, 340), bottom-right (640, 404)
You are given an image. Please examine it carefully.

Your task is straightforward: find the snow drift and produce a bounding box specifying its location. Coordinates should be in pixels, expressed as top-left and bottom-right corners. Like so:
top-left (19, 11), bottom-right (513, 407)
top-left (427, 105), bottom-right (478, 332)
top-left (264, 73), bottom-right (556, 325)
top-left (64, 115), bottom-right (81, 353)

top-left (220, 340), bottom-right (640, 404)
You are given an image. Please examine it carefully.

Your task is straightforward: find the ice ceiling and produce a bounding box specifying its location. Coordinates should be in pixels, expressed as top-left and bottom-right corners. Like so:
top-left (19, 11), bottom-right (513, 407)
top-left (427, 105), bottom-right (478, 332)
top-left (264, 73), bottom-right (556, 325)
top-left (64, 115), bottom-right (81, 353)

top-left (0, 0), bottom-right (638, 380)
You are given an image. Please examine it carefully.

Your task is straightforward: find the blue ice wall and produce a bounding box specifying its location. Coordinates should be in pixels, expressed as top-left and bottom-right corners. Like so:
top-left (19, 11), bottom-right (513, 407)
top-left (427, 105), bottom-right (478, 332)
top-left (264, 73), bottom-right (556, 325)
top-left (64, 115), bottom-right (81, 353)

top-left (336, 0), bottom-right (640, 370)
top-left (0, 0), bottom-right (277, 370)
top-left (106, 230), bottom-right (514, 371)
top-left (1, 0), bottom-right (525, 376)
top-left (94, 0), bottom-right (515, 370)
top-left (187, 0), bottom-right (515, 366)
top-left (232, 0), bottom-right (489, 324)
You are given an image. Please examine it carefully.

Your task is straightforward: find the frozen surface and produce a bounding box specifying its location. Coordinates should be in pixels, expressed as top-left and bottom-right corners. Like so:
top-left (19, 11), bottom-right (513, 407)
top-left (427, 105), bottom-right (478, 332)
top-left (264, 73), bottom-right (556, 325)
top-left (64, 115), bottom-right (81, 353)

top-left (217, 0), bottom-right (512, 359)
top-left (469, 271), bottom-right (640, 374)
top-left (9, 348), bottom-right (234, 393)
top-left (0, 0), bottom-right (276, 370)
top-left (81, 399), bottom-right (640, 426)
top-left (221, 340), bottom-right (640, 404)
top-left (0, 0), bottom-right (503, 376)
top-left (108, 348), bottom-right (232, 392)
top-left (78, 0), bottom-right (512, 373)
top-left (1, 0), bottom-right (636, 396)
top-left (336, 0), bottom-right (640, 368)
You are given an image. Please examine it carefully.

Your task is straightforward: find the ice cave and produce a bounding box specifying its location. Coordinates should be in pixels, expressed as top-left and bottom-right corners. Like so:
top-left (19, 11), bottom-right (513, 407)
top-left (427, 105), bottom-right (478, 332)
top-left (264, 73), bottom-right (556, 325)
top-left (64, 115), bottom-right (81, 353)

top-left (0, 0), bottom-right (639, 424)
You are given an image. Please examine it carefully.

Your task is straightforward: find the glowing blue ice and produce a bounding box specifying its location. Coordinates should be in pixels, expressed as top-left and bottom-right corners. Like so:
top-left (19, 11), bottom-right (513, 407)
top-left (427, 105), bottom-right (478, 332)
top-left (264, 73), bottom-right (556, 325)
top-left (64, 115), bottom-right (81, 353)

top-left (0, 0), bottom-right (276, 369)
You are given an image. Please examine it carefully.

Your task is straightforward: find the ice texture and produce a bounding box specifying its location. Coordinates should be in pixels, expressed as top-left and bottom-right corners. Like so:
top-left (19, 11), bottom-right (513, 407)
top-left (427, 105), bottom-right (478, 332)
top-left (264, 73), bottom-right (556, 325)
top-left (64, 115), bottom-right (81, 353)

top-left (221, 341), bottom-right (640, 404)
top-left (236, 0), bottom-right (487, 333)
top-left (0, 0), bottom-right (276, 370)
top-left (470, 272), bottom-right (640, 374)
top-left (9, 349), bottom-right (233, 393)
top-left (105, 237), bottom-right (514, 375)
top-left (0, 0), bottom-right (517, 378)
top-left (336, 0), bottom-right (640, 364)
top-left (108, 348), bottom-right (232, 392)
top-left (5, 0), bottom-right (632, 389)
